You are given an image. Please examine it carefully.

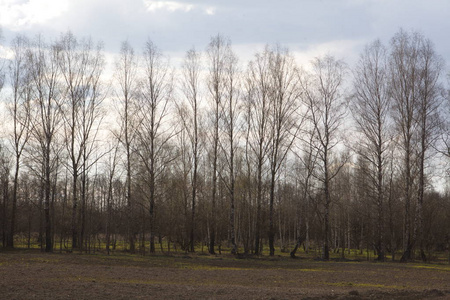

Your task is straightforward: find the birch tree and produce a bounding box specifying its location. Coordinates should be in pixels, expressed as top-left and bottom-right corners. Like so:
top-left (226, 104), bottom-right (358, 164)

top-left (390, 30), bottom-right (420, 261)
top-left (219, 40), bottom-right (240, 255)
top-left (413, 35), bottom-right (443, 261)
top-left (388, 30), bottom-right (443, 262)
top-left (206, 35), bottom-right (223, 254)
top-left (246, 47), bottom-right (272, 255)
top-left (266, 46), bottom-right (301, 256)
top-left (58, 31), bottom-right (105, 250)
top-left (136, 39), bottom-right (175, 253)
top-left (300, 55), bottom-right (347, 260)
top-left (7, 35), bottom-right (32, 248)
top-left (27, 35), bottom-right (63, 252)
top-left (290, 127), bottom-right (318, 258)
top-left (0, 27), bottom-right (4, 91)
top-left (351, 40), bottom-right (391, 261)
top-left (179, 48), bottom-right (202, 253)
top-left (114, 41), bottom-right (139, 252)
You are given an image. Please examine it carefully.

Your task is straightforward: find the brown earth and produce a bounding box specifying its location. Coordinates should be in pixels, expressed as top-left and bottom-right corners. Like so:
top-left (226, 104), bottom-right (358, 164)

top-left (0, 250), bottom-right (449, 299)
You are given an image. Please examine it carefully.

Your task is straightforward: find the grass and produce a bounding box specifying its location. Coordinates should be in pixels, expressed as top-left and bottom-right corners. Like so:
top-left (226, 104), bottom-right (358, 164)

top-left (325, 282), bottom-right (407, 289)
top-left (410, 264), bottom-right (450, 272)
top-left (6, 235), bottom-right (450, 266)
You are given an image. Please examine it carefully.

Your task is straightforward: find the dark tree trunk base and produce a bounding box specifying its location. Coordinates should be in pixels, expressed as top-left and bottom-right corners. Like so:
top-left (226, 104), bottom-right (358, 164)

top-left (290, 236), bottom-right (304, 259)
top-left (400, 245), bottom-right (412, 263)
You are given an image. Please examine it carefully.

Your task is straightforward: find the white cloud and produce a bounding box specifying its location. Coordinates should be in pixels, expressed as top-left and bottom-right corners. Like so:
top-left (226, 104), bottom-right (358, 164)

top-left (143, 0), bottom-right (194, 12)
top-left (291, 39), bottom-right (365, 69)
top-left (0, 0), bottom-right (69, 30)
top-left (0, 45), bottom-right (13, 60)
top-left (204, 7), bottom-right (215, 15)
top-left (143, 0), bottom-right (216, 15)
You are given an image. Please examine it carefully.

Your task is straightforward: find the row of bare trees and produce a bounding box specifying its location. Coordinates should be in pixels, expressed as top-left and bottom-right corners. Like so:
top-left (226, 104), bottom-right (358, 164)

top-left (0, 29), bottom-right (449, 261)
top-left (352, 30), bottom-right (447, 261)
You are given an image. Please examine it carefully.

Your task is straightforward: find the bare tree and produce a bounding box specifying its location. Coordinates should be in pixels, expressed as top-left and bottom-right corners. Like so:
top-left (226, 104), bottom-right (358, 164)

top-left (413, 35), bottom-right (444, 261)
top-left (136, 39), bottom-right (175, 253)
top-left (300, 55), bottom-right (347, 260)
top-left (246, 47), bottom-right (273, 255)
top-left (351, 40), bottom-right (391, 261)
top-left (7, 35), bottom-right (32, 248)
top-left (173, 112), bottom-right (194, 251)
top-left (242, 82), bottom-right (255, 254)
top-left (0, 145), bottom-right (11, 249)
top-left (105, 139), bottom-right (120, 255)
top-left (266, 46), bottom-right (301, 256)
top-left (218, 39), bottom-right (241, 255)
top-left (440, 76), bottom-right (450, 159)
top-left (290, 127), bottom-right (318, 258)
top-left (205, 34), bottom-right (230, 254)
top-left (179, 48), bottom-right (202, 253)
top-left (114, 41), bottom-right (139, 252)
top-left (27, 35), bottom-right (63, 252)
top-left (390, 30), bottom-right (420, 261)
top-left (58, 31), bottom-right (105, 250)
top-left (0, 27), bottom-right (4, 91)
top-left (388, 30), bottom-right (443, 262)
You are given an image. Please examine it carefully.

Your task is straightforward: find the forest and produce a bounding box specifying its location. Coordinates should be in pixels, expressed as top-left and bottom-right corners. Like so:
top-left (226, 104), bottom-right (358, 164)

top-left (0, 28), bottom-right (449, 263)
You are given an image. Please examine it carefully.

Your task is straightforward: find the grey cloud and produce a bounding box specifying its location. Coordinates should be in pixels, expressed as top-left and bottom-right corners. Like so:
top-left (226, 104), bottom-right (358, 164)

top-left (2, 0), bottom-right (450, 68)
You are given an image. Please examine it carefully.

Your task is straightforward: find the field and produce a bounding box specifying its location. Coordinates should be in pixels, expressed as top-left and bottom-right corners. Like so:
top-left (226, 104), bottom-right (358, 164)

top-left (0, 250), bottom-right (449, 299)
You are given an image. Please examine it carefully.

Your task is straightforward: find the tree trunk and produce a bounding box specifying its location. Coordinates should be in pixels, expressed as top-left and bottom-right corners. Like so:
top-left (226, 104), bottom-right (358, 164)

top-left (71, 172), bottom-right (78, 250)
top-left (254, 159), bottom-right (263, 255)
top-left (269, 171), bottom-right (276, 256)
top-left (9, 159), bottom-right (19, 248)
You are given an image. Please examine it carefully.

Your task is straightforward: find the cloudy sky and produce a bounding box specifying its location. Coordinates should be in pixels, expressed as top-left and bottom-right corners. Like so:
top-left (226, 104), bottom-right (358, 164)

top-left (1, 0), bottom-right (450, 69)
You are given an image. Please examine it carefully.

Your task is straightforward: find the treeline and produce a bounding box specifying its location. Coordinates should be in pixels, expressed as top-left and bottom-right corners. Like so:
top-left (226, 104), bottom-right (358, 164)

top-left (0, 29), bottom-right (449, 261)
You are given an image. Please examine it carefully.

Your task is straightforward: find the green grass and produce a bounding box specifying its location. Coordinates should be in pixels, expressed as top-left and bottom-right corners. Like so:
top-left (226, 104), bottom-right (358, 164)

top-left (325, 282), bottom-right (406, 289)
top-left (410, 264), bottom-right (450, 272)
top-left (7, 235), bottom-right (450, 265)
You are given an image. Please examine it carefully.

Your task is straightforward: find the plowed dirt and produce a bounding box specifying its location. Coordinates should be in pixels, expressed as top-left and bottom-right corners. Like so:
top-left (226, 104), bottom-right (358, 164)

top-left (0, 250), bottom-right (449, 299)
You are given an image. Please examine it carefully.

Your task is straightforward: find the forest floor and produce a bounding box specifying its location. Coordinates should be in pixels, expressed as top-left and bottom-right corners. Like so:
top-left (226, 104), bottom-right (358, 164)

top-left (0, 249), bottom-right (449, 299)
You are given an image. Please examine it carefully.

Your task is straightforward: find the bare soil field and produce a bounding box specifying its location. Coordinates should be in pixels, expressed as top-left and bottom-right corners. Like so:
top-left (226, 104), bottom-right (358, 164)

top-left (0, 250), bottom-right (449, 299)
